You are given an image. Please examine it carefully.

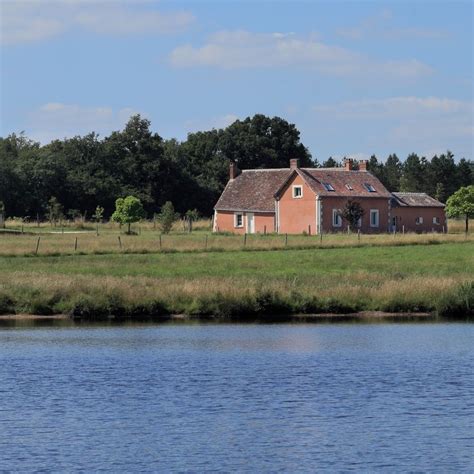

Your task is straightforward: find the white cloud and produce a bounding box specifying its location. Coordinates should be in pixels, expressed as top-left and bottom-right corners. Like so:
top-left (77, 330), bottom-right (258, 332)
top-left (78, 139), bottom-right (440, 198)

top-left (1, 1), bottom-right (194, 45)
top-left (313, 97), bottom-right (471, 119)
top-left (169, 30), bottom-right (433, 79)
top-left (312, 96), bottom-right (473, 157)
top-left (336, 9), bottom-right (449, 41)
top-left (184, 113), bottom-right (239, 133)
top-left (27, 102), bottom-right (145, 143)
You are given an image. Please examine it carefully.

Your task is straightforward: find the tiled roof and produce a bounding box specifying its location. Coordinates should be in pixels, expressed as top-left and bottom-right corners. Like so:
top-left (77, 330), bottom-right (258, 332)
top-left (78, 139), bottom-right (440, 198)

top-left (299, 168), bottom-right (391, 198)
top-left (214, 169), bottom-right (291, 212)
top-left (391, 192), bottom-right (445, 208)
top-left (214, 166), bottom-right (391, 212)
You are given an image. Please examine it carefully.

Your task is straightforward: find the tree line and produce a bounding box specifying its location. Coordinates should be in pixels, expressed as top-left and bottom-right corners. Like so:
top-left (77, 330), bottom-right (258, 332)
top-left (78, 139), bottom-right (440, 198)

top-left (0, 114), bottom-right (472, 220)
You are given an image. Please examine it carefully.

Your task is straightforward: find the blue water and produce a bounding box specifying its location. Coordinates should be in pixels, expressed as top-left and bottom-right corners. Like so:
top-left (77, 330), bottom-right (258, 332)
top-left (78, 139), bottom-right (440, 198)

top-left (0, 323), bottom-right (473, 472)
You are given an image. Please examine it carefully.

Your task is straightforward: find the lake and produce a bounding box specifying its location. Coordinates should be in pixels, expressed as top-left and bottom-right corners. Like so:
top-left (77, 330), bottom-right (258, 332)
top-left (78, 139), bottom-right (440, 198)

top-left (0, 323), bottom-right (473, 472)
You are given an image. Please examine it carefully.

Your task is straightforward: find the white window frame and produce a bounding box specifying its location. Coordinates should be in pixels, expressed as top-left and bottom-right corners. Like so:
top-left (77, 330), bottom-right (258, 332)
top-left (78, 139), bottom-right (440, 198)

top-left (332, 209), bottom-right (342, 227)
top-left (364, 183), bottom-right (376, 192)
top-left (345, 184), bottom-right (353, 191)
top-left (234, 212), bottom-right (243, 228)
top-left (416, 216), bottom-right (424, 225)
top-left (292, 185), bottom-right (303, 199)
top-left (433, 216), bottom-right (440, 225)
top-left (370, 209), bottom-right (379, 227)
top-left (323, 182), bottom-right (335, 192)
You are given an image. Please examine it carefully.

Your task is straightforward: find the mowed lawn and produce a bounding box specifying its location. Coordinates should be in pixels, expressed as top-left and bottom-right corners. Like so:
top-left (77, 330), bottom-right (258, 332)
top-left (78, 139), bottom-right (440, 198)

top-left (2, 242), bottom-right (472, 280)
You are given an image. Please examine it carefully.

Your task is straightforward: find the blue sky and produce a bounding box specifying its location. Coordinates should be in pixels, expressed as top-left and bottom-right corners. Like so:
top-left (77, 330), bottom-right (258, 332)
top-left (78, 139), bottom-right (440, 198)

top-left (1, 0), bottom-right (473, 162)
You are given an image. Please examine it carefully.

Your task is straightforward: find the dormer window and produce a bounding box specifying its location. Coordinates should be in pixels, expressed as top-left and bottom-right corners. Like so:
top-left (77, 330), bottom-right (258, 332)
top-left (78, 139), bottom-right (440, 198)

top-left (345, 184), bottom-right (353, 191)
top-left (323, 182), bottom-right (335, 192)
top-left (364, 183), bottom-right (376, 192)
top-left (292, 185), bottom-right (303, 198)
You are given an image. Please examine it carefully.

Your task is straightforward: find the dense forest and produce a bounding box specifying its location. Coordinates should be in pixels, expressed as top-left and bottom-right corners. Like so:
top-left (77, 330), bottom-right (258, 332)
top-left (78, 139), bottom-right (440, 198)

top-left (0, 114), bottom-right (472, 220)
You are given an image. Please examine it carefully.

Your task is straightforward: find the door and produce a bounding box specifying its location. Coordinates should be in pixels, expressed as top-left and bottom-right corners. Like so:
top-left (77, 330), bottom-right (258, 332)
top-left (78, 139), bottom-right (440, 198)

top-left (247, 213), bottom-right (255, 234)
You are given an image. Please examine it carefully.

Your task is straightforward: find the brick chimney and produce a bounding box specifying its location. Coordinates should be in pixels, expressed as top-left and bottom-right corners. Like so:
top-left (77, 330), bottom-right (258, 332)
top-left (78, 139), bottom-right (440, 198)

top-left (290, 158), bottom-right (300, 170)
top-left (344, 158), bottom-right (354, 171)
top-left (229, 161), bottom-right (241, 180)
top-left (359, 160), bottom-right (368, 171)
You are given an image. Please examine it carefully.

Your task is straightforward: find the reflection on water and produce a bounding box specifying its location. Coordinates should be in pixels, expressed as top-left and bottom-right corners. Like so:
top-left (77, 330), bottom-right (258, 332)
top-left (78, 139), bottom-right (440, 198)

top-left (0, 323), bottom-right (473, 472)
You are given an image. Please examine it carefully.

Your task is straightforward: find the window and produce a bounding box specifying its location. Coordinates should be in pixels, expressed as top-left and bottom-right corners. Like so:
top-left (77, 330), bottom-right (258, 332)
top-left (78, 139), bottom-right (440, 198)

top-left (332, 209), bottom-right (342, 227)
top-left (292, 185), bottom-right (303, 199)
top-left (364, 183), bottom-right (376, 192)
top-left (433, 217), bottom-right (440, 225)
top-left (323, 182), bottom-right (335, 191)
top-left (345, 184), bottom-right (353, 191)
top-left (370, 209), bottom-right (379, 227)
top-left (234, 213), bottom-right (243, 228)
top-left (416, 217), bottom-right (424, 225)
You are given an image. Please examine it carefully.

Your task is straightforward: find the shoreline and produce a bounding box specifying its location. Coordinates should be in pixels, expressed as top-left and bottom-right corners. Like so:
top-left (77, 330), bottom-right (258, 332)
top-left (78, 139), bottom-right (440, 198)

top-left (0, 311), bottom-right (453, 324)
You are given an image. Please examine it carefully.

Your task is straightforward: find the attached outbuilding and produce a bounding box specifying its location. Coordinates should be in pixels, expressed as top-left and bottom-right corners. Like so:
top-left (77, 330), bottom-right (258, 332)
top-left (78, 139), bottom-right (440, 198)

top-left (390, 193), bottom-right (446, 233)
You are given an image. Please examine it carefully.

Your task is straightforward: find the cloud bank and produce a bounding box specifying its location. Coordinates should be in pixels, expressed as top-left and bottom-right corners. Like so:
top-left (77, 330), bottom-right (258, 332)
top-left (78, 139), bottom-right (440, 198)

top-left (1, 1), bottom-right (195, 45)
top-left (169, 30), bottom-right (433, 79)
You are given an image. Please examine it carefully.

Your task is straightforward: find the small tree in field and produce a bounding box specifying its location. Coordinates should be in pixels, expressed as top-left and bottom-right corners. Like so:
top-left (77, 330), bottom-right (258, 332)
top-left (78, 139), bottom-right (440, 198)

top-left (157, 201), bottom-right (179, 234)
top-left (341, 200), bottom-right (365, 231)
top-left (446, 185), bottom-right (474, 234)
top-left (185, 209), bottom-right (200, 232)
top-left (47, 196), bottom-right (63, 227)
top-left (112, 196), bottom-right (145, 234)
top-left (93, 205), bottom-right (104, 223)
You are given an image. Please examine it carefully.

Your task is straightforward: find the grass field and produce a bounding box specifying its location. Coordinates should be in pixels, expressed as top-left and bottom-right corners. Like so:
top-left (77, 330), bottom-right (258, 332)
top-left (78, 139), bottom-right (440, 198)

top-left (1, 237), bottom-right (472, 320)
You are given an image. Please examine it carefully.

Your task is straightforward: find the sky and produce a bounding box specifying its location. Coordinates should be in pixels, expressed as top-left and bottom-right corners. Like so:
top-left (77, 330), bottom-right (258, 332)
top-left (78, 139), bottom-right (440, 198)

top-left (1, 0), bottom-right (473, 163)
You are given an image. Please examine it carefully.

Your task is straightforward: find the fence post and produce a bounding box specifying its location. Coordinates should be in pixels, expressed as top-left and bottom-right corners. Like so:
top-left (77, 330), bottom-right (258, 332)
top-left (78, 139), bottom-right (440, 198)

top-left (402, 225), bottom-right (405, 235)
top-left (205, 234), bottom-right (208, 250)
top-left (35, 236), bottom-right (41, 255)
top-left (285, 233), bottom-right (288, 247)
top-left (118, 236), bottom-right (122, 249)
top-left (159, 234), bottom-right (162, 250)
top-left (96, 223), bottom-right (99, 236)
top-left (74, 237), bottom-right (78, 252)
top-left (264, 225), bottom-right (266, 236)
top-left (243, 233), bottom-right (247, 247)
top-left (308, 225), bottom-right (311, 236)
top-left (21, 225), bottom-right (24, 234)
top-left (358, 229), bottom-right (361, 243)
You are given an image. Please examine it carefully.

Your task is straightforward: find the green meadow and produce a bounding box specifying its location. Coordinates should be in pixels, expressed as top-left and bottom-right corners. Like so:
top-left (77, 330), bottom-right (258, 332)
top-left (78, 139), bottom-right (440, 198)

top-left (1, 240), bottom-right (472, 320)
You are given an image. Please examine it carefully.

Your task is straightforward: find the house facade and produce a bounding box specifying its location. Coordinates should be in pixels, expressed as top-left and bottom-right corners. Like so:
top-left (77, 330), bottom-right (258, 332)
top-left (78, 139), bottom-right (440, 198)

top-left (213, 159), bottom-right (446, 234)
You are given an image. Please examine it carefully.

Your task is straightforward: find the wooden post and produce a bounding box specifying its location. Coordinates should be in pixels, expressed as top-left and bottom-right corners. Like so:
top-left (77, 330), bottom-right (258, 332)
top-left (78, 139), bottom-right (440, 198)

top-left (402, 225), bottom-right (405, 235)
top-left (285, 233), bottom-right (288, 247)
top-left (205, 234), bottom-right (208, 250)
top-left (358, 229), bottom-right (361, 243)
top-left (21, 225), bottom-right (24, 234)
top-left (308, 225), bottom-right (311, 236)
top-left (74, 237), bottom-right (78, 252)
top-left (243, 233), bottom-right (247, 247)
top-left (35, 236), bottom-right (41, 255)
top-left (159, 234), bottom-right (162, 250)
top-left (264, 225), bottom-right (267, 236)
top-left (118, 236), bottom-right (122, 249)
top-left (347, 225), bottom-right (350, 234)
top-left (96, 223), bottom-right (99, 236)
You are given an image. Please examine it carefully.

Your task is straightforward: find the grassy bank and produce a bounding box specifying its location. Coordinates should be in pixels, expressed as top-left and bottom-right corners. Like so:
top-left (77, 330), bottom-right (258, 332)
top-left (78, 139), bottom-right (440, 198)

top-left (0, 242), bottom-right (472, 321)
